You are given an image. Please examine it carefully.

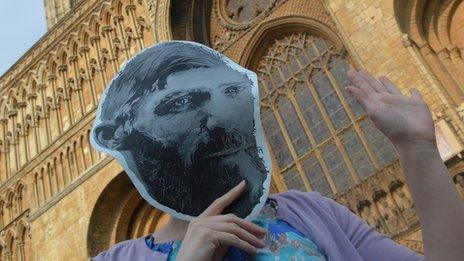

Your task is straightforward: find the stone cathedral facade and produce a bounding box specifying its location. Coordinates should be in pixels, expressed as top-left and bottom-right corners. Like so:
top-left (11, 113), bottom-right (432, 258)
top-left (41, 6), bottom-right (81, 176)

top-left (0, 0), bottom-right (463, 260)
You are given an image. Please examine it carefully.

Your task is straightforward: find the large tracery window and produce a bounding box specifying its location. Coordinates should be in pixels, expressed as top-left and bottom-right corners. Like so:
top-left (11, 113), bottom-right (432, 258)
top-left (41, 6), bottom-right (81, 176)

top-left (257, 32), bottom-right (397, 196)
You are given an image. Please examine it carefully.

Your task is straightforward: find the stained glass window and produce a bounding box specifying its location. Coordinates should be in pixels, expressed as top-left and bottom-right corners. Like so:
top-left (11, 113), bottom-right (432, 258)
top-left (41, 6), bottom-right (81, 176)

top-left (256, 32), bottom-right (397, 195)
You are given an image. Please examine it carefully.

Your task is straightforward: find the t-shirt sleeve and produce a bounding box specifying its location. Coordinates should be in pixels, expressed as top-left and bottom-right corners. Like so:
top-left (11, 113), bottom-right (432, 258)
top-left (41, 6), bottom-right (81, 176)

top-left (91, 240), bottom-right (168, 261)
top-left (319, 194), bottom-right (424, 261)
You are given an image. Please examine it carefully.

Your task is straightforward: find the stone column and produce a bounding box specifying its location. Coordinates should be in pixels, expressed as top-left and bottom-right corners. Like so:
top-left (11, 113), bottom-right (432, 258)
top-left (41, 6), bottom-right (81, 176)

top-left (113, 14), bottom-right (131, 60)
top-left (58, 65), bottom-right (73, 127)
top-left (90, 35), bottom-right (108, 87)
top-left (126, 4), bottom-right (144, 50)
top-left (0, 118), bottom-right (10, 180)
top-left (17, 101), bottom-right (29, 162)
top-left (27, 92), bottom-right (41, 153)
top-left (101, 25), bottom-right (119, 73)
top-left (7, 109), bottom-right (20, 172)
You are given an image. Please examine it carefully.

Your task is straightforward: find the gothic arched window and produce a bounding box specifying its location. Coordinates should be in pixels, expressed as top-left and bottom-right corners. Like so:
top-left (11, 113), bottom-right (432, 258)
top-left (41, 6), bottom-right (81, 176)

top-left (257, 32), bottom-right (396, 196)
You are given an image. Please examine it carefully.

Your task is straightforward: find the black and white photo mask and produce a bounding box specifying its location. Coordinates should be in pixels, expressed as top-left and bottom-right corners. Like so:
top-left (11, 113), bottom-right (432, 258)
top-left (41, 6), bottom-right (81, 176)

top-left (91, 41), bottom-right (272, 221)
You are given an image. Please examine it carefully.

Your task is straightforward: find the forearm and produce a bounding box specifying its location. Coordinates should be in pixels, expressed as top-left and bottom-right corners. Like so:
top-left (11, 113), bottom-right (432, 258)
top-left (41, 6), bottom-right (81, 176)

top-left (396, 140), bottom-right (464, 260)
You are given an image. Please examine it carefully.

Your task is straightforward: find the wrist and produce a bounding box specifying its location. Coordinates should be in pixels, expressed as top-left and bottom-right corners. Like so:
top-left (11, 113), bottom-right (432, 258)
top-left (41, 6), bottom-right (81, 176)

top-left (394, 139), bottom-right (440, 157)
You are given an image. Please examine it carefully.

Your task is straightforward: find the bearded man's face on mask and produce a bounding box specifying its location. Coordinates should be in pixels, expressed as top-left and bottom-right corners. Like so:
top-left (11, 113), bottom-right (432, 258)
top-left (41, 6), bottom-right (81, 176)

top-left (92, 42), bottom-right (270, 220)
top-left (120, 66), bottom-right (266, 217)
top-left (133, 66), bottom-right (255, 167)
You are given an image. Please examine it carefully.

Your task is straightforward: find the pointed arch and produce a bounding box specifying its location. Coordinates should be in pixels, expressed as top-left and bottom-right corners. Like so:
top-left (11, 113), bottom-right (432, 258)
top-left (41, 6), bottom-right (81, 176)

top-left (0, 197), bottom-right (5, 227)
top-left (77, 23), bottom-right (92, 46)
top-left (89, 13), bottom-right (102, 37)
top-left (394, 0), bottom-right (464, 105)
top-left (14, 180), bottom-right (26, 213)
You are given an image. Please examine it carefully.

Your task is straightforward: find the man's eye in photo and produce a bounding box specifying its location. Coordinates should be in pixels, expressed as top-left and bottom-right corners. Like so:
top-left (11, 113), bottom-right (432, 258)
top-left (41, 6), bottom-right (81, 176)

top-left (173, 97), bottom-right (190, 107)
top-left (223, 85), bottom-right (245, 96)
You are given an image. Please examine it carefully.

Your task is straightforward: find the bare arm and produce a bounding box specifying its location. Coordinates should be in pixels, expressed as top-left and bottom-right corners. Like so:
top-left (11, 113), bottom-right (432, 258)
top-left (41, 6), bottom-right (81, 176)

top-left (396, 141), bottom-right (464, 260)
top-left (347, 69), bottom-right (464, 261)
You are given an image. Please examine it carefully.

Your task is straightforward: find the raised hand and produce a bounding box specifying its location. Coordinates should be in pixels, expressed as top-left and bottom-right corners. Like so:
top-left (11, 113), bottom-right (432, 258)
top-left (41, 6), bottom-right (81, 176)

top-left (345, 70), bottom-right (464, 261)
top-left (346, 69), bottom-right (435, 148)
top-left (176, 181), bottom-right (266, 261)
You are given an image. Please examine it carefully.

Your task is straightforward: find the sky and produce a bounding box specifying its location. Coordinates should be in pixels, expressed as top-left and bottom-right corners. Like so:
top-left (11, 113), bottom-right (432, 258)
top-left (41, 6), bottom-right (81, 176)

top-left (0, 0), bottom-right (47, 76)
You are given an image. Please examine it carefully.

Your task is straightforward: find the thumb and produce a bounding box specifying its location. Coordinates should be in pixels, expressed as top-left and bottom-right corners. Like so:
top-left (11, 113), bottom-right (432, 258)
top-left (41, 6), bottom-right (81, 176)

top-left (410, 88), bottom-right (423, 101)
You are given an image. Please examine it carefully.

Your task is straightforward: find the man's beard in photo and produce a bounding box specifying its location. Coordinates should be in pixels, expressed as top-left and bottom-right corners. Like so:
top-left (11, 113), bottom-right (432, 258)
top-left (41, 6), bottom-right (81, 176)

top-left (127, 128), bottom-right (267, 217)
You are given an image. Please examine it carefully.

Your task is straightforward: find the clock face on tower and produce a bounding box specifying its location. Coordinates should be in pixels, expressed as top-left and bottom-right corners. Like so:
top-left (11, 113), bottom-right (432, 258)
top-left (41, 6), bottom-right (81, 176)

top-left (221, 0), bottom-right (277, 24)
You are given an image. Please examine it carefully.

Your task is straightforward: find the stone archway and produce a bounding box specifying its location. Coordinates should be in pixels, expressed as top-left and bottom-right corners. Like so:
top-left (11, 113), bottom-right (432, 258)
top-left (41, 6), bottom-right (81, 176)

top-left (394, 0), bottom-right (464, 105)
top-left (87, 172), bottom-right (169, 257)
top-left (169, 0), bottom-right (214, 45)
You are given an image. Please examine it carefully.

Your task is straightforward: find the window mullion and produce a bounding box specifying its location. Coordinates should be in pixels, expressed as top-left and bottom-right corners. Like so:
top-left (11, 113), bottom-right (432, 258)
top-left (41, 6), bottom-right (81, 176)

top-left (271, 103), bottom-right (312, 191)
top-left (290, 54), bottom-right (341, 194)
top-left (301, 73), bottom-right (360, 185)
top-left (298, 44), bottom-right (360, 185)
top-left (287, 93), bottom-right (338, 194)
top-left (259, 101), bottom-right (287, 192)
top-left (324, 67), bottom-right (381, 169)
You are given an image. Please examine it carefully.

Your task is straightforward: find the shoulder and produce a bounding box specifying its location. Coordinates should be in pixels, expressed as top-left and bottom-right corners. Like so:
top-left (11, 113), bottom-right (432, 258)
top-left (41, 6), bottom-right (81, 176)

top-left (92, 237), bottom-right (158, 261)
top-left (272, 189), bottom-right (324, 200)
top-left (270, 190), bottom-right (351, 222)
top-left (271, 190), bottom-right (335, 209)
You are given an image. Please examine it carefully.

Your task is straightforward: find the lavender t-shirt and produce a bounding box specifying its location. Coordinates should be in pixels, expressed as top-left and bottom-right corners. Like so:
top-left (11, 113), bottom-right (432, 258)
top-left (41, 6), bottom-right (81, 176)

top-left (93, 190), bottom-right (423, 261)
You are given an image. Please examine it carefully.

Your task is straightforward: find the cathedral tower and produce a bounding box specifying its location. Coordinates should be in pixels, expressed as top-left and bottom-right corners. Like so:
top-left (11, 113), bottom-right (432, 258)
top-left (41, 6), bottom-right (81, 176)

top-left (43, 0), bottom-right (78, 28)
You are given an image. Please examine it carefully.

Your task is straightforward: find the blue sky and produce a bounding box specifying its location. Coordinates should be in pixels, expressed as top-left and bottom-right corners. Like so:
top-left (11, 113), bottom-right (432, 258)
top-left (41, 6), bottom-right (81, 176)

top-left (0, 0), bottom-right (47, 76)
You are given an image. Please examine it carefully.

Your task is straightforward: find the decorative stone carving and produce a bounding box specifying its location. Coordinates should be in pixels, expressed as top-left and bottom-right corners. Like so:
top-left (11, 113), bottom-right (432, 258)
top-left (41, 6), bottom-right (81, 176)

top-left (137, 17), bottom-right (148, 38)
top-left (390, 180), bottom-right (416, 223)
top-left (78, 69), bottom-right (87, 88)
top-left (455, 174), bottom-right (464, 199)
top-left (219, 0), bottom-right (277, 26)
top-left (5, 132), bottom-right (13, 147)
top-left (34, 106), bottom-right (43, 124)
top-left (113, 37), bottom-right (122, 59)
top-left (89, 59), bottom-right (98, 78)
top-left (212, 0), bottom-right (289, 51)
top-left (45, 97), bottom-right (54, 115)
top-left (56, 87), bottom-right (65, 106)
top-left (101, 48), bottom-right (110, 70)
top-left (125, 27), bottom-right (134, 49)
top-left (357, 199), bottom-right (388, 234)
top-left (374, 190), bottom-right (402, 233)
top-left (15, 123), bottom-right (23, 139)
top-left (213, 31), bottom-right (238, 50)
top-left (67, 78), bottom-right (76, 95)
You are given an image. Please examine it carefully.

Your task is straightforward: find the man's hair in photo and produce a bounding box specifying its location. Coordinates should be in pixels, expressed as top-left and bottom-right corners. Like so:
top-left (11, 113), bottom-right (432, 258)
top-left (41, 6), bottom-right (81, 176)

top-left (99, 41), bottom-right (229, 124)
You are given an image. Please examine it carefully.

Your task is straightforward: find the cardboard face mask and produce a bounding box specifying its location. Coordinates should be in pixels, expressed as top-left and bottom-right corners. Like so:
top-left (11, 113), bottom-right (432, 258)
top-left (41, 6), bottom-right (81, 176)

top-left (91, 41), bottom-right (272, 221)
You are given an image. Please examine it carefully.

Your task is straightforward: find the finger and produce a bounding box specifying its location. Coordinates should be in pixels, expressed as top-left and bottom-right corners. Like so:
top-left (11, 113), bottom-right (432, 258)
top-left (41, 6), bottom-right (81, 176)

top-left (359, 70), bottom-right (386, 93)
top-left (346, 85), bottom-right (367, 98)
top-left (379, 76), bottom-right (402, 95)
top-left (347, 69), bottom-right (375, 94)
top-left (206, 222), bottom-right (265, 248)
top-left (346, 86), bottom-right (375, 114)
top-left (216, 231), bottom-right (258, 254)
top-left (199, 180), bottom-right (246, 217)
top-left (210, 214), bottom-right (267, 236)
top-left (410, 88), bottom-right (423, 101)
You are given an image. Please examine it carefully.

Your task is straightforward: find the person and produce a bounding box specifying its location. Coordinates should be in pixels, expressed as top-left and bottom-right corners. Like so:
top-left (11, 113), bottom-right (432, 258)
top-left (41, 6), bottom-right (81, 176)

top-left (92, 42), bottom-right (269, 218)
top-left (93, 67), bottom-right (464, 260)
